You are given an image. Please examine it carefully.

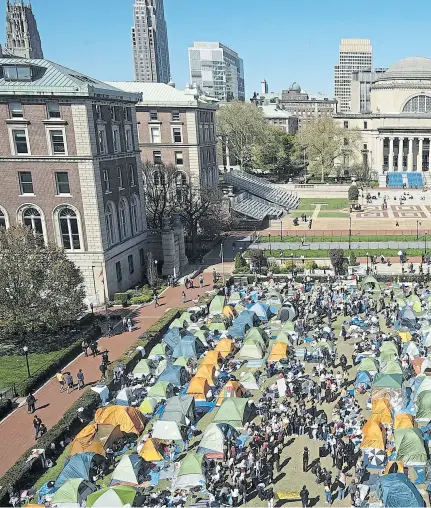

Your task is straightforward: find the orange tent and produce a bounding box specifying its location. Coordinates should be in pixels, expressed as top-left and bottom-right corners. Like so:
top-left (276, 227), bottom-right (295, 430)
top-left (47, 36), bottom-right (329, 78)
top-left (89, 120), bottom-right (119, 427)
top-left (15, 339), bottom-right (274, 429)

top-left (361, 419), bottom-right (386, 449)
top-left (394, 413), bottom-right (414, 429)
top-left (195, 364), bottom-right (216, 385)
top-left (383, 461), bottom-right (405, 474)
top-left (222, 306), bottom-right (236, 319)
top-left (139, 438), bottom-right (166, 462)
top-left (411, 358), bottom-right (425, 375)
top-left (201, 350), bottom-right (221, 366)
top-left (216, 380), bottom-right (246, 406)
top-left (215, 338), bottom-right (235, 358)
top-left (69, 423), bottom-right (123, 457)
top-left (371, 398), bottom-right (392, 424)
top-left (187, 376), bottom-right (210, 401)
top-left (95, 405), bottom-right (146, 435)
top-left (268, 342), bottom-right (288, 362)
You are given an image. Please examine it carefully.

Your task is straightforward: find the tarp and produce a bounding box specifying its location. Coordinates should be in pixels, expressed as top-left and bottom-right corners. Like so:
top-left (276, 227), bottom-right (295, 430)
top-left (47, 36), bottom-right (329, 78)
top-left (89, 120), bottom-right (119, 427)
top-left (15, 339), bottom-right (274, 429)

top-left (148, 381), bottom-right (174, 401)
top-left (95, 406), bottom-right (146, 435)
top-left (69, 424), bottom-right (123, 458)
top-left (395, 428), bottom-right (428, 465)
top-left (376, 473), bottom-right (425, 507)
top-left (55, 453), bottom-right (104, 488)
top-left (172, 335), bottom-right (205, 359)
top-left (360, 420), bottom-right (386, 450)
top-left (213, 398), bottom-right (256, 429)
top-left (209, 295), bottom-right (226, 314)
top-left (152, 420), bottom-right (183, 441)
top-left (358, 357), bottom-right (379, 372)
top-left (394, 413), bottom-right (414, 429)
top-left (249, 302), bottom-right (269, 322)
top-left (237, 339), bottom-right (264, 360)
top-left (415, 391), bottom-right (431, 421)
top-left (371, 398), bottom-right (393, 424)
top-left (187, 377), bottom-right (210, 401)
top-left (216, 380), bottom-right (246, 406)
top-left (195, 364), bottom-right (216, 385)
top-left (373, 373), bottom-right (403, 389)
top-left (268, 342), bottom-right (288, 362)
top-left (51, 478), bottom-right (97, 506)
top-left (215, 338), bottom-right (235, 358)
top-left (161, 395), bottom-right (196, 425)
top-left (157, 365), bottom-right (188, 387)
top-left (175, 452), bottom-right (205, 489)
top-left (111, 454), bottom-right (143, 486)
top-left (87, 486), bottom-right (137, 508)
top-left (197, 423), bottom-right (240, 457)
top-left (239, 371), bottom-right (260, 390)
top-left (139, 438), bottom-right (166, 462)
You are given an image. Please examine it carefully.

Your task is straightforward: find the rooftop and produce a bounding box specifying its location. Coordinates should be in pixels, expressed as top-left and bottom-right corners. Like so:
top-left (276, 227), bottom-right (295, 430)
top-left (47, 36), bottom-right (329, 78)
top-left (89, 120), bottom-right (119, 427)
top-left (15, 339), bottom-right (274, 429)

top-left (379, 57), bottom-right (431, 81)
top-left (260, 104), bottom-right (294, 119)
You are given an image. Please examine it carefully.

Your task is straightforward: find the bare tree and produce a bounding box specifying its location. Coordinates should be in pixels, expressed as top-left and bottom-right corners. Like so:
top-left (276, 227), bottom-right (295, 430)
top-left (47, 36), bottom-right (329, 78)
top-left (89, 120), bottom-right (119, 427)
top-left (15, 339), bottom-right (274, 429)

top-left (145, 251), bottom-right (158, 287)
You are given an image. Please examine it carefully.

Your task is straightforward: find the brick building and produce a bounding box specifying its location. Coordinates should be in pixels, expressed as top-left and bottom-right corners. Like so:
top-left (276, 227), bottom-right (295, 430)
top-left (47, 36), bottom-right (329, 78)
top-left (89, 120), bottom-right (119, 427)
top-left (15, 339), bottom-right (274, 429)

top-left (0, 58), bottom-right (147, 303)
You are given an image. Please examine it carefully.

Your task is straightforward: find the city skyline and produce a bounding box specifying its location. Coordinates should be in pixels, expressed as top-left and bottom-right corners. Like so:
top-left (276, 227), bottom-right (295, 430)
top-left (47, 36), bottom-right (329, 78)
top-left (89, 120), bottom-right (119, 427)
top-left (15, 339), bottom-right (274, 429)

top-left (2, 0), bottom-right (431, 98)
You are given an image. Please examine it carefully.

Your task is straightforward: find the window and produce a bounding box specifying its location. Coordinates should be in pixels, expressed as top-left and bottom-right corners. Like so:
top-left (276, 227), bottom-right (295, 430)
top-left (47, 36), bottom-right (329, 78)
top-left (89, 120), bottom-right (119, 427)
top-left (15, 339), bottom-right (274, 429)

top-left (153, 151), bottom-right (162, 165)
top-left (115, 261), bottom-right (122, 282)
top-left (4, 65), bottom-right (31, 81)
top-left (139, 248), bottom-right (145, 266)
top-left (172, 110), bottom-right (180, 121)
top-left (103, 169), bottom-right (111, 193)
top-left (49, 129), bottom-right (66, 155)
top-left (118, 198), bottom-right (129, 241)
top-left (124, 107), bottom-right (132, 121)
top-left (9, 102), bottom-right (23, 118)
top-left (344, 121), bottom-right (349, 129)
top-left (150, 126), bottom-right (160, 143)
top-left (47, 102), bottom-right (61, 119)
top-left (18, 171), bottom-right (33, 194)
top-left (0, 209), bottom-right (6, 229)
top-left (176, 171), bottom-right (187, 187)
top-left (55, 172), bottom-right (70, 195)
top-left (98, 126), bottom-right (107, 154)
top-left (125, 125), bottom-right (133, 151)
top-left (128, 254), bottom-right (134, 274)
top-left (117, 167), bottom-right (124, 189)
top-left (150, 110), bottom-right (158, 120)
top-left (175, 151), bottom-right (184, 165)
top-left (364, 121), bottom-right (368, 129)
top-left (172, 127), bottom-right (182, 143)
top-left (23, 207), bottom-right (43, 235)
top-left (12, 129), bottom-right (29, 154)
top-left (128, 165), bottom-right (136, 187)
top-left (110, 106), bottom-right (118, 121)
top-left (95, 104), bottom-right (102, 120)
top-left (59, 207), bottom-right (80, 250)
top-left (403, 95), bottom-right (431, 113)
top-left (105, 202), bottom-right (116, 247)
top-left (343, 137), bottom-right (348, 146)
top-left (112, 125), bottom-right (120, 153)
top-left (130, 195), bottom-right (140, 234)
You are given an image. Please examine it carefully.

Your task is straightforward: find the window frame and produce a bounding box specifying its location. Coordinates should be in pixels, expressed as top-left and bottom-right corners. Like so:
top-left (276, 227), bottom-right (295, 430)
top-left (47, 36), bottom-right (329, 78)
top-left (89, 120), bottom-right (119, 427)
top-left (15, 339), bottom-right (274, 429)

top-left (9, 102), bottom-right (23, 118)
top-left (139, 248), bottom-right (145, 266)
top-left (46, 102), bottom-right (61, 119)
top-left (0, 207), bottom-right (8, 230)
top-left (150, 125), bottom-right (161, 144)
top-left (98, 125), bottom-right (108, 154)
top-left (172, 110), bottom-right (180, 121)
top-left (172, 126), bottom-right (183, 143)
top-left (105, 202), bottom-right (117, 247)
top-left (118, 198), bottom-right (130, 241)
top-left (46, 127), bottom-right (68, 156)
top-left (19, 205), bottom-right (47, 244)
top-left (56, 206), bottom-right (82, 251)
top-left (117, 166), bottom-right (124, 189)
top-left (130, 194), bottom-right (141, 235)
top-left (128, 164), bottom-right (136, 187)
top-left (153, 151), bottom-right (162, 165)
top-left (115, 261), bottom-right (122, 282)
top-left (18, 171), bottom-right (34, 195)
top-left (55, 172), bottom-right (71, 195)
top-left (10, 127), bottom-right (31, 155)
top-left (112, 124), bottom-right (121, 153)
top-left (103, 168), bottom-right (111, 194)
top-left (175, 151), bottom-right (184, 166)
top-left (125, 125), bottom-right (133, 151)
top-left (149, 110), bottom-right (158, 121)
top-left (128, 254), bottom-right (134, 274)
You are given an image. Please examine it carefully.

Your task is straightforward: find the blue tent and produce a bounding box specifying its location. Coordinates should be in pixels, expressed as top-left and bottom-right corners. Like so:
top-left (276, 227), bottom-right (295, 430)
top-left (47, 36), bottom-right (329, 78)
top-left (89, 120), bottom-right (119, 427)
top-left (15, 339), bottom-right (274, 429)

top-left (355, 370), bottom-right (372, 389)
top-left (163, 328), bottom-right (194, 351)
top-left (172, 336), bottom-right (205, 359)
top-left (227, 311), bottom-right (255, 339)
top-left (376, 473), bottom-right (425, 507)
top-left (55, 453), bottom-right (104, 488)
top-left (157, 365), bottom-right (188, 387)
top-left (248, 302), bottom-right (270, 322)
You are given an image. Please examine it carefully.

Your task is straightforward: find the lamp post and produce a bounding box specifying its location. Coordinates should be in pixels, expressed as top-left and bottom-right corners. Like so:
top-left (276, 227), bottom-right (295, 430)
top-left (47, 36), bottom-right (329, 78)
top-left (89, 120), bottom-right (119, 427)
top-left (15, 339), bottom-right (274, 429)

top-left (154, 260), bottom-right (158, 290)
top-left (280, 221), bottom-right (283, 241)
top-left (349, 213), bottom-right (352, 250)
top-left (291, 253), bottom-right (294, 278)
top-left (23, 346), bottom-right (30, 377)
top-left (366, 251), bottom-right (369, 275)
top-left (417, 220), bottom-right (421, 240)
top-left (268, 233), bottom-right (272, 254)
top-left (426, 231), bottom-right (428, 256)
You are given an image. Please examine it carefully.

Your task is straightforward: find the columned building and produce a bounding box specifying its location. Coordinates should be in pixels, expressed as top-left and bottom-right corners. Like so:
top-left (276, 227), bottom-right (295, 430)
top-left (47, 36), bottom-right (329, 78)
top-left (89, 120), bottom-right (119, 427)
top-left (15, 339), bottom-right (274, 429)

top-left (336, 57), bottom-right (431, 186)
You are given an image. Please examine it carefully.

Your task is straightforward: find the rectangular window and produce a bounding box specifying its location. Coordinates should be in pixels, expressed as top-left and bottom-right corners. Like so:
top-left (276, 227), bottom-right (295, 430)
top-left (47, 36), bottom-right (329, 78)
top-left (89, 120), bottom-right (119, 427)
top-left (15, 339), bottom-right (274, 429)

top-left (150, 126), bottom-right (160, 144)
top-left (139, 248), bottom-right (145, 266)
top-left (128, 254), bottom-right (134, 274)
top-left (103, 169), bottom-right (111, 193)
top-left (344, 121), bottom-right (349, 129)
top-left (12, 129), bottom-right (29, 154)
top-left (364, 121), bottom-right (368, 129)
top-left (18, 171), bottom-right (33, 194)
top-left (128, 164), bottom-right (136, 186)
top-left (47, 102), bottom-right (61, 119)
top-left (49, 129), bottom-right (66, 155)
top-left (110, 106), bottom-right (118, 121)
top-left (98, 127), bottom-right (107, 154)
top-left (125, 107), bottom-right (132, 121)
top-left (112, 125), bottom-right (120, 153)
top-left (153, 151), bottom-right (162, 165)
top-left (172, 110), bottom-right (180, 121)
top-left (125, 126), bottom-right (133, 151)
top-left (173, 127), bottom-right (182, 143)
top-left (55, 172), bottom-right (70, 195)
top-left (95, 104), bottom-right (102, 120)
top-left (9, 102), bottom-right (23, 118)
top-left (175, 151), bottom-right (184, 165)
top-left (4, 65), bottom-right (31, 81)
top-left (117, 167), bottom-right (124, 189)
top-left (150, 110), bottom-right (158, 120)
top-left (115, 261), bottom-right (122, 282)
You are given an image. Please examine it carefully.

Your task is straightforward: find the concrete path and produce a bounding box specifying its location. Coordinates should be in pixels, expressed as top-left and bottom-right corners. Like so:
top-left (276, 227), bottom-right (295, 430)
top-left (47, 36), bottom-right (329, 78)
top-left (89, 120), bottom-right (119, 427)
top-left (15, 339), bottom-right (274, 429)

top-left (251, 241), bottom-right (428, 251)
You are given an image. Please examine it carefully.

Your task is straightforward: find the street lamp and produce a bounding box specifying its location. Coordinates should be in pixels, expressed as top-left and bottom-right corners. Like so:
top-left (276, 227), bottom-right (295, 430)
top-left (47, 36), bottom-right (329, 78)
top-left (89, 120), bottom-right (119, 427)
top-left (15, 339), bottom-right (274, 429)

top-left (291, 253), bottom-right (294, 278)
top-left (154, 260), bottom-right (158, 290)
top-left (417, 220), bottom-right (421, 240)
top-left (268, 233), bottom-right (272, 254)
top-left (366, 251), bottom-right (369, 275)
top-left (280, 221), bottom-right (283, 241)
top-left (349, 213), bottom-right (352, 250)
top-left (23, 346), bottom-right (30, 377)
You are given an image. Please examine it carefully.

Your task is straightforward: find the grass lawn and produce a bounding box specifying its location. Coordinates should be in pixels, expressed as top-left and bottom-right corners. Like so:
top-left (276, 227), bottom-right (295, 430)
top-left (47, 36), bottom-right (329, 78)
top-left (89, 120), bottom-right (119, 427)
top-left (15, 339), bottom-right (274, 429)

top-left (317, 211), bottom-right (349, 218)
top-left (296, 198), bottom-right (349, 210)
top-left (34, 444), bottom-right (71, 490)
top-left (0, 350), bottom-right (66, 390)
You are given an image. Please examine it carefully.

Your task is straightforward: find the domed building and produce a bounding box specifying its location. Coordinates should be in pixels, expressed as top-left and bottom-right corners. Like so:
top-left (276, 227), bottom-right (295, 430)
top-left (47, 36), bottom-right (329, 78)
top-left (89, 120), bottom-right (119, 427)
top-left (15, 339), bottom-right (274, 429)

top-left (338, 56), bottom-right (431, 186)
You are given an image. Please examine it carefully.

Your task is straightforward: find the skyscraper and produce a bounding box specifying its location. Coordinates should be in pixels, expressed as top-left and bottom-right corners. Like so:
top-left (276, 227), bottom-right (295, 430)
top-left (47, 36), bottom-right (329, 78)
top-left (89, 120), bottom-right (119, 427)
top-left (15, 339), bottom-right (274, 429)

top-left (188, 42), bottom-right (245, 102)
top-left (5, 0), bottom-right (43, 59)
top-left (334, 38), bottom-right (372, 112)
top-left (132, 0), bottom-right (170, 83)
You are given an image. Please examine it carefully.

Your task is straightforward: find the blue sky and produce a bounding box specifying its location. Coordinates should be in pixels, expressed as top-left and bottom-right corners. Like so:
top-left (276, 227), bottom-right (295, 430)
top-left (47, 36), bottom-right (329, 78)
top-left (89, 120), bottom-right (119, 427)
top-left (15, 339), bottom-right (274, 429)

top-left (2, 0), bottom-right (431, 97)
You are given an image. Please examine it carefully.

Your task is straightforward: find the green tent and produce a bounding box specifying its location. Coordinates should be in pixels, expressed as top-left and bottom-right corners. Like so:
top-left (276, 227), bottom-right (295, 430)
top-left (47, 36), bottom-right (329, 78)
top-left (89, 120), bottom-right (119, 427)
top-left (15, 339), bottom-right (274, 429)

top-left (275, 331), bottom-right (293, 344)
top-left (148, 381), bottom-right (173, 400)
top-left (139, 397), bottom-right (158, 415)
top-left (206, 321), bottom-right (227, 331)
top-left (133, 359), bottom-right (152, 376)
top-left (169, 319), bottom-right (186, 329)
top-left (361, 275), bottom-right (381, 292)
top-left (178, 312), bottom-right (192, 324)
top-left (149, 343), bottom-right (167, 358)
top-left (111, 454), bottom-right (142, 486)
top-left (395, 428), bottom-right (428, 465)
top-left (237, 339), bottom-right (264, 360)
top-left (282, 322), bottom-right (295, 332)
top-left (229, 291), bottom-right (241, 303)
top-left (415, 376), bottom-right (431, 399)
top-left (372, 373), bottom-right (403, 389)
top-left (407, 294), bottom-right (421, 312)
top-left (87, 485), bottom-right (137, 507)
top-left (51, 478), bottom-right (97, 505)
top-left (381, 360), bottom-right (403, 375)
top-left (313, 342), bottom-right (333, 353)
top-left (397, 296), bottom-right (407, 307)
top-left (358, 357), bottom-right (379, 372)
top-left (244, 327), bottom-right (266, 347)
top-left (381, 341), bottom-right (398, 354)
top-left (213, 398), bottom-right (255, 428)
top-left (175, 452), bottom-right (205, 489)
top-left (173, 356), bottom-right (189, 366)
top-left (192, 330), bottom-right (208, 344)
top-left (209, 295), bottom-right (226, 314)
top-left (266, 291), bottom-right (283, 304)
top-left (240, 372), bottom-right (260, 390)
top-left (379, 350), bottom-right (398, 364)
top-left (415, 391), bottom-right (431, 421)
top-left (197, 423), bottom-right (239, 456)
top-left (423, 325), bottom-right (431, 334)
top-left (235, 303), bottom-right (246, 313)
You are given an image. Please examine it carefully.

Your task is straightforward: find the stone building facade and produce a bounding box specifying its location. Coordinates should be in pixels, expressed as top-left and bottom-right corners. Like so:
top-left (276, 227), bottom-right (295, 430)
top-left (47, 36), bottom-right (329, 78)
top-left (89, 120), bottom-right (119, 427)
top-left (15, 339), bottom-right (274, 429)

top-left (0, 58), bottom-right (147, 303)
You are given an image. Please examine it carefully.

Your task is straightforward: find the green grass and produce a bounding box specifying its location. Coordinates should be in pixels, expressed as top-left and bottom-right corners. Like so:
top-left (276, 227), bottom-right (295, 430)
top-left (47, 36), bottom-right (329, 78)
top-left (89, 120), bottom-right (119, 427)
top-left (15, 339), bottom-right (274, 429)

top-left (296, 198), bottom-right (349, 210)
top-left (248, 248), bottom-right (425, 258)
top-left (34, 444), bottom-right (71, 490)
top-left (259, 234), bottom-right (425, 243)
top-left (317, 211), bottom-right (349, 218)
top-left (0, 350), bottom-right (66, 390)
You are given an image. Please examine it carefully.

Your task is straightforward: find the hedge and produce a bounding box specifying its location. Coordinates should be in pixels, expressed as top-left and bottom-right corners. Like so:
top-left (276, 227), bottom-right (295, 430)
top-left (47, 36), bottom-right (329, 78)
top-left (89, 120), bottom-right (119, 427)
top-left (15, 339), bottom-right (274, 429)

top-left (0, 399), bottom-right (12, 420)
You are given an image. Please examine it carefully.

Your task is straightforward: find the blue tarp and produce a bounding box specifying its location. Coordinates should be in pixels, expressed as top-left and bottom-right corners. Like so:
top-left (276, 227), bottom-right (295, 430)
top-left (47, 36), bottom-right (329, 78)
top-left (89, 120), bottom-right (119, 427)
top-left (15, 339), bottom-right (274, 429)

top-left (172, 336), bottom-right (205, 359)
top-left (355, 370), bottom-right (372, 388)
top-left (157, 365), bottom-right (188, 386)
top-left (55, 453), bottom-right (102, 488)
top-left (248, 302), bottom-right (270, 322)
top-left (376, 473), bottom-right (425, 507)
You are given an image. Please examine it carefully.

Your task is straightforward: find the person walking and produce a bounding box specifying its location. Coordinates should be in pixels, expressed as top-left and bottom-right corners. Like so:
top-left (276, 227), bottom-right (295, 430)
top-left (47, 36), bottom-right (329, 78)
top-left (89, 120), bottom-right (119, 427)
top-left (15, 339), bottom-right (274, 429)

top-left (26, 392), bottom-right (36, 414)
top-left (81, 339), bottom-right (88, 357)
top-left (266, 488), bottom-right (274, 508)
top-left (348, 480), bottom-right (357, 505)
top-left (127, 318), bottom-right (132, 332)
top-left (199, 275), bottom-right (204, 288)
top-left (324, 484), bottom-right (332, 505)
top-left (122, 316), bottom-right (127, 331)
top-left (90, 341), bottom-right (98, 357)
top-left (33, 415), bottom-right (42, 440)
top-left (303, 446), bottom-right (309, 472)
top-left (153, 293), bottom-right (159, 307)
top-left (107, 323), bottom-right (113, 337)
top-left (102, 349), bottom-right (109, 366)
top-left (182, 291), bottom-right (186, 304)
top-left (65, 372), bottom-right (74, 394)
top-left (77, 369), bottom-right (85, 390)
top-left (99, 362), bottom-right (107, 380)
top-left (56, 371), bottom-right (65, 392)
top-left (300, 486), bottom-right (309, 508)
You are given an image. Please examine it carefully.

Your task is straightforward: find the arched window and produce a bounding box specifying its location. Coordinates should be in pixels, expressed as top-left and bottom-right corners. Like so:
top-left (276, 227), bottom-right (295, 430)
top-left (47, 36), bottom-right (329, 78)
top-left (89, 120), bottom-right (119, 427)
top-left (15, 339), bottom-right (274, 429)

top-left (23, 207), bottom-right (43, 236)
top-left (153, 170), bottom-right (166, 187)
top-left (0, 209), bottom-right (7, 230)
top-left (403, 95), bottom-right (431, 113)
top-left (105, 202), bottom-right (117, 247)
top-left (118, 198), bottom-right (130, 242)
top-left (59, 207), bottom-right (81, 250)
top-left (130, 194), bottom-right (141, 235)
top-left (175, 171), bottom-right (187, 187)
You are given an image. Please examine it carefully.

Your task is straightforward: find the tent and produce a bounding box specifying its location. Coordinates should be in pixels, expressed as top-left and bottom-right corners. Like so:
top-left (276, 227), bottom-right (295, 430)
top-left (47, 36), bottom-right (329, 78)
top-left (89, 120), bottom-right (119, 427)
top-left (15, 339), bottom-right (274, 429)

top-left (375, 473), bottom-right (425, 507)
top-left (115, 388), bottom-right (135, 407)
top-left (244, 327), bottom-right (267, 347)
top-left (95, 406), bottom-right (146, 435)
top-left (222, 306), bottom-right (235, 319)
top-left (209, 295), bottom-right (226, 314)
top-left (381, 360), bottom-right (403, 376)
top-left (249, 302), bottom-right (269, 322)
top-left (401, 306), bottom-right (418, 329)
top-left (420, 358), bottom-right (431, 375)
top-left (216, 380), bottom-right (246, 406)
top-left (399, 331), bottom-right (413, 343)
top-left (237, 339), bottom-right (264, 360)
top-left (111, 454), bottom-right (144, 486)
top-left (148, 381), bottom-right (174, 401)
top-left (355, 370), bottom-right (372, 390)
top-left (69, 424), bottom-right (123, 458)
top-left (268, 342), bottom-right (288, 362)
top-left (371, 398), bottom-right (393, 424)
top-left (229, 291), bottom-right (241, 305)
top-left (415, 391), bottom-right (431, 421)
top-left (172, 335), bottom-right (205, 359)
top-left (282, 321), bottom-right (295, 332)
top-left (274, 331), bottom-right (293, 345)
top-left (361, 275), bottom-right (381, 292)
top-left (163, 328), bottom-right (194, 351)
top-left (360, 420), bottom-right (386, 450)
top-left (175, 452), bottom-right (205, 489)
top-left (239, 371), bottom-right (260, 391)
top-left (157, 365), bottom-right (188, 387)
top-left (152, 420), bottom-right (184, 441)
top-left (139, 397), bottom-right (158, 415)
top-left (276, 302), bottom-right (297, 322)
top-left (395, 428), bottom-right (428, 465)
top-left (381, 341), bottom-right (399, 355)
top-left (55, 453), bottom-right (105, 488)
top-left (403, 341), bottom-right (420, 358)
top-left (201, 350), bottom-right (221, 366)
top-left (266, 291), bottom-right (283, 305)
top-left (169, 318), bottom-right (186, 329)
top-left (215, 338), bottom-right (235, 358)
top-left (197, 423), bottom-right (240, 458)
top-left (174, 356), bottom-right (189, 367)
top-left (412, 358), bottom-right (425, 375)
top-left (358, 357), bottom-right (379, 372)
top-left (415, 376), bottom-right (431, 399)
top-left (195, 364), bottom-right (216, 385)
top-left (380, 350), bottom-right (399, 364)
top-left (187, 377), bottom-right (210, 401)
top-left (132, 359), bottom-right (153, 379)
top-left (51, 478), bottom-right (97, 506)
top-left (206, 321), bottom-right (227, 331)
top-left (383, 461), bottom-right (404, 475)
top-left (373, 373), bottom-right (403, 389)
top-left (161, 395), bottom-right (196, 425)
top-left (192, 330), bottom-right (209, 346)
top-left (148, 343), bottom-right (167, 359)
top-left (213, 398), bottom-right (256, 429)
top-left (407, 294), bottom-right (422, 313)
top-left (139, 438), bottom-right (166, 462)
top-left (394, 413), bottom-right (414, 429)
top-left (86, 486), bottom-right (137, 508)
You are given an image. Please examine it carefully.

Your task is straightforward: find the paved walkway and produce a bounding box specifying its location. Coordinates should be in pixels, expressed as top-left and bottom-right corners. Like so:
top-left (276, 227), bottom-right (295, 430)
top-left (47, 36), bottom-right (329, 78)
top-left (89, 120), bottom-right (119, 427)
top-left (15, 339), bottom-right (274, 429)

top-left (0, 273), bottom-right (213, 478)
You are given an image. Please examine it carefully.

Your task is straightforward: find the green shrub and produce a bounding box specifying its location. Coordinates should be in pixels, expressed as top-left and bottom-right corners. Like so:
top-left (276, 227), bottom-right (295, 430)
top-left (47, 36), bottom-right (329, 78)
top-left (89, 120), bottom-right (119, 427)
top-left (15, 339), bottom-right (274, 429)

top-left (130, 294), bottom-right (153, 305)
top-left (348, 251), bottom-right (357, 266)
top-left (305, 260), bottom-right (318, 271)
top-left (348, 185), bottom-right (359, 201)
top-left (113, 292), bottom-right (130, 303)
top-left (234, 253), bottom-right (248, 272)
top-left (0, 399), bottom-right (12, 420)
top-left (232, 266), bottom-right (249, 274)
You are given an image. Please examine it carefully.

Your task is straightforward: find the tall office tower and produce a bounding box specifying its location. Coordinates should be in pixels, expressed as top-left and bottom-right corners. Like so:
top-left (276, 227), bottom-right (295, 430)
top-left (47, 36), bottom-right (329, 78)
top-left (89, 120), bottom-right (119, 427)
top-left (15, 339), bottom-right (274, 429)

top-left (334, 38), bottom-right (372, 112)
top-left (188, 42), bottom-right (245, 102)
top-left (350, 67), bottom-right (387, 113)
top-left (131, 0), bottom-right (171, 83)
top-left (5, 0), bottom-right (43, 59)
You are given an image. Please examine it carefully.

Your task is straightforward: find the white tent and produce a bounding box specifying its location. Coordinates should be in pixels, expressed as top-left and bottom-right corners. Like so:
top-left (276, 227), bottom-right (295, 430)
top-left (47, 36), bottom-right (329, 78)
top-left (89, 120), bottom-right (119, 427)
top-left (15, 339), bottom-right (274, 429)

top-left (239, 372), bottom-right (260, 390)
top-left (152, 420), bottom-right (183, 441)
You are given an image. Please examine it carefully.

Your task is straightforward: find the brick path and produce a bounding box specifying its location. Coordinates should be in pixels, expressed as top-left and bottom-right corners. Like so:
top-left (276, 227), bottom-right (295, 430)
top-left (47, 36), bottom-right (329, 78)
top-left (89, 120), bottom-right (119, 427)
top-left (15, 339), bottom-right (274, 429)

top-left (0, 273), bottom-right (213, 478)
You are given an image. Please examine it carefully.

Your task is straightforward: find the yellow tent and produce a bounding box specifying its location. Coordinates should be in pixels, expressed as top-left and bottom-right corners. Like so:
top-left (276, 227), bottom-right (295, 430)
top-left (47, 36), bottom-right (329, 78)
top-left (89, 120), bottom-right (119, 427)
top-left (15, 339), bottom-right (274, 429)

top-left (69, 423), bottom-right (123, 457)
top-left (95, 405), bottom-right (146, 435)
top-left (383, 461), bottom-right (405, 474)
top-left (216, 380), bottom-right (246, 406)
top-left (195, 364), bottom-right (216, 386)
top-left (394, 413), bottom-right (414, 429)
top-left (222, 306), bottom-right (235, 319)
top-left (399, 331), bottom-right (412, 343)
top-left (215, 338), bottom-right (235, 359)
top-left (139, 397), bottom-right (158, 415)
top-left (361, 419), bottom-right (386, 449)
top-left (371, 398), bottom-right (393, 424)
top-left (268, 342), bottom-right (288, 363)
top-left (187, 376), bottom-right (210, 401)
top-left (139, 438), bottom-right (166, 462)
top-left (201, 350), bottom-right (221, 366)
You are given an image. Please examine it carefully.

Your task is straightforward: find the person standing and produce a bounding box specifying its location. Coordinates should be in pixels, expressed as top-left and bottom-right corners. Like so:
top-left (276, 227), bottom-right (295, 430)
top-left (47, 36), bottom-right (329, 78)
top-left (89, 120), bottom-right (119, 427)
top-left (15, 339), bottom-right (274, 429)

top-left (199, 275), bottom-right (204, 288)
top-left (33, 415), bottom-right (42, 440)
top-left (325, 484), bottom-right (332, 505)
top-left (77, 369), bottom-right (85, 390)
top-left (122, 316), bottom-right (127, 331)
top-left (56, 371), bottom-right (65, 393)
top-left (182, 291), bottom-right (186, 304)
top-left (303, 446), bottom-right (309, 472)
top-left (65, 372), bottom-right (74, 394)
top-left (300, 486), bottom-right (309, 508)
top-left (127, 318), bottom-right (132, 332)
top-left (81, 339), bottom-right (88, 357)
top-left (99, 362), bottom-right (107, 380)
top-left (153, 293), bottom-right (159, 308)
top-left (26, 392), bottom-right (36, 414)
top-left (107, 323), bottom-right (113, 337)
top-left (266, 488), bottom-right (274, 508)
top-left (348, 480), bottom-right (357, 505)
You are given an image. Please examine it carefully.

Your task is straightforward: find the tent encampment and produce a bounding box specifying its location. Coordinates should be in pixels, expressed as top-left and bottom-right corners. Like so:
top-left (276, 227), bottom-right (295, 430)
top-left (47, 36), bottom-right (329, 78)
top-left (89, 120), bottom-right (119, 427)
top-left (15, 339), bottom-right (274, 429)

top-left (110, 454), bottom-right (144, 486)
top-left (244, 327), bottom-right (267, 347)
top-left (175, 452), bottom-right (205, 489)
top-left (195, 364), bottom-right (216, 385)
top-left (372, 373), bottom-right (403, 390)
top-left (148, 343), bottom-right (167, 359)
top-left (201, 350), bottom-right (221, 366)
top-left (55, 453), bottom-right (105, 488)
top-left (239, 371), bottom-right (260, 391)
top-left (213, 398), bottom-right (256, 429)
top-left (69, 424), bottom-right (123, 457)
top-left (395, 428), bottom-right (428, 465)
top-left (139, 397), bottom-right (158, 416)
top-left (276, 303), bottom-right (297, 322)
top-left (361, 275), bottom-right (381, 292)
top-left (274, 331), bottom-right (293, 345)
top-left (86, 485), bottom-right (137, 508)
top-left (376, 473), bottom-right (425, 507)
top-left (51, 478), bottom-right (97, 506)
top-left (160, 395), bottom-right (196, 425)
top-left (95, 406), bottom-right (146, 435)
top-left (132, 359), bottom-right (153, 379)
top-left (237, 339), bottom-right (264, 360)
top-left (360, 420), bottom-right (386, 450)
top-left (209, 295), bottom-right (226, 314)
top-left (355, 370), bottom-right (372, 390)
top-left (249, 302), bottom-right (269, 322)
top-left (197, 423), bottom-right (240, 458)
top-left (147, 381), bottom-right (174, 401)
top-left (216, 380), bottom-right (246, 406)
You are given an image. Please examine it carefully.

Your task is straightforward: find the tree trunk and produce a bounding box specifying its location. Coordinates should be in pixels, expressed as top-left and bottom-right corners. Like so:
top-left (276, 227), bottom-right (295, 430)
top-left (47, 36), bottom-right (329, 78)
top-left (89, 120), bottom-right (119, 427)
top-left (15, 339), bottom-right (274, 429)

top-left (191, 225), bottom-right (198, 258)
